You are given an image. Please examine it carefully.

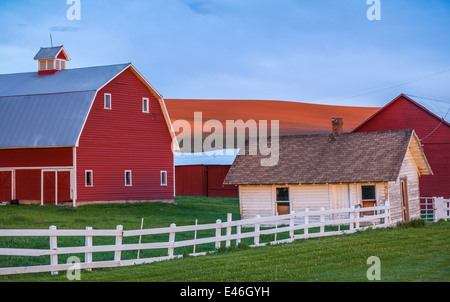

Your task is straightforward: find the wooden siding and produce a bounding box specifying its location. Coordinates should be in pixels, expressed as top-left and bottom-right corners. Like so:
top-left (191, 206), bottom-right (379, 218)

top-left (76, 68), bottom-right (174, 203)
top-left (291, 185), bottom-right (330, 211)
top-left (239, 186), bottom-right (273, 219)
top-left (238, 183), bottom-right (390, 220)
top-left (354, 95), bottom-right (450, 198)
top-left (0, 148), bottom-right (73, 168)
top-left (207, 166), bottom-right (239, 198)
top-left (388, 148), bottom-right (421, 224)
top-left (15, 170), bottom-right (41, 201)
top-left (175, 165), bottom-right (206, 196)
top-left (175, 165), bottom-right (239, 198)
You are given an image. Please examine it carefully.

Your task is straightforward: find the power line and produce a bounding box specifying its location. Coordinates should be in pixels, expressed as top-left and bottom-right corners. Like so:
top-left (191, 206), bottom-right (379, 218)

top-left (302, 67), bottom-right (450, 104)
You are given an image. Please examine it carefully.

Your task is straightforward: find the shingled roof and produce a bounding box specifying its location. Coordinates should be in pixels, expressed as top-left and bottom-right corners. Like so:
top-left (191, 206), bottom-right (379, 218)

top-left (224, 129), bottom-right (432, 185)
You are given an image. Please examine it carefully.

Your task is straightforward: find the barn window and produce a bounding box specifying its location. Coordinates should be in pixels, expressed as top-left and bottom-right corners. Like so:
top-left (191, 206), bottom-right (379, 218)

top-left (125, 170), bottom-right (132, 186)
top-left (85, 170), bottom-right (93, 187)
top-left (161, 171), bottom-right (167, 186)
top-left (104, 94), bottom-right (112, 109)
top-left (143, 98), bottom-right (149, 113)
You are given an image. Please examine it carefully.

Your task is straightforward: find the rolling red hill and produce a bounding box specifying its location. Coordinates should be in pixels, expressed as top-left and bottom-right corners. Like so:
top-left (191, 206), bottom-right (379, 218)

top-left (165, 99), bottom-right (380, 137)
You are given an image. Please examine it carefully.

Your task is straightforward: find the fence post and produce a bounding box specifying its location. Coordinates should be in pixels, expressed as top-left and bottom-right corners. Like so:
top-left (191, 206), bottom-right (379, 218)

top-left (226, 213), bottom-right (232, 248)
top-left (85, 226), bottom-right (93, 271)
top-left (304, 208), bottom-right (309, 236)
top-left (114, 225), bottom-right (123, 262)
top-left (254, 215), bottom-right (261, 245)
top-left (289, 211), bottom-right (295, 241)
top-left (355, 207), bottom-right (360, 229)
top-left (320, 208), bottom-right (325, 234)
top-left (236, 224), bottom-right (241, 246)
top-left (215, 219), bottom-right (222, 249)
top-left (349, 206), bottom-right (355, 231)
top-left (168, 223), bottom-right (176, 257)
top-left (49, 225), bottom-right (58, 275)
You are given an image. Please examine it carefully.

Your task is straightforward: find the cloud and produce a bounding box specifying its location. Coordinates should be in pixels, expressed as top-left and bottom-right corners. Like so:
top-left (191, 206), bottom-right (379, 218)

top-left (49, 26), bottom-right (81, 32)
top-left (180, 0), bottom-right (215, 15)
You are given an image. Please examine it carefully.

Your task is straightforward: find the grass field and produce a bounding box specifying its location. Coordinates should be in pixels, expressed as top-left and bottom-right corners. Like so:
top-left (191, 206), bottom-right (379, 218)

top-left (0, 196), bottom-right (448, 282)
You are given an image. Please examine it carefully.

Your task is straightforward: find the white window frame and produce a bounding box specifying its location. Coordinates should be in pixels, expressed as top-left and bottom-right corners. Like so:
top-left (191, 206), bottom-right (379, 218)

top-left (125, 170), bottom-right (132, 186)
top-left (142, 98), bottom-right (149, 113)
top-left (161, 171), bottom-right (167, 186)
top-left (85, 170), bottom-right (93, 187)
top-left (104, 93), bottom-right (112, 110)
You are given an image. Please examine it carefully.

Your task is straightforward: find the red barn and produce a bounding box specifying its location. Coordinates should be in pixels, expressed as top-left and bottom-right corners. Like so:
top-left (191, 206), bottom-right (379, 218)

top-left (0, 46), bottom-right (176, 206)
top-left (174, 149), bottom-right (239, 198)
top-left (353, 93), bottom-right (450, 199)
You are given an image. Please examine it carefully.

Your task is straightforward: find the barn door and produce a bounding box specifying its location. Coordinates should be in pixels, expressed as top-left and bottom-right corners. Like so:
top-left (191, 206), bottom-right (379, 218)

top-left (57, 171), bottom-right (71, 203)
top-left (400, 179), bottom-right (410, 222)
top-left (43, 171), bottom-right (56, 204)
top-left (0, 171), bottom-right (12, 202)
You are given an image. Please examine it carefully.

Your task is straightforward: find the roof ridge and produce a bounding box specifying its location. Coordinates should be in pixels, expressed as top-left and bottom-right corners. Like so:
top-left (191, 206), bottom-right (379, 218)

top-left (0, 62), bottom-right (131, 77)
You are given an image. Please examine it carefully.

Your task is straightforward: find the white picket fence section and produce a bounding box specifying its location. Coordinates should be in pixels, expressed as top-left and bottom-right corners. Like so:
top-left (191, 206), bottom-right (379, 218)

top-left (0, 203), bottom-right (390, 276)
top-left (434, 197), bottom-right (450, 222)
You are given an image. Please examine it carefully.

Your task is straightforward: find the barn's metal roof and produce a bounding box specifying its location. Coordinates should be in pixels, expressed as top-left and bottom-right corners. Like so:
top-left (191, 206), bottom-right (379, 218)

top-left (175, 149), bottom-right (239, 166)
top-left (0, 91), bottom-right (95, 148)
top-left (0, 64), bottom-right (130, 148)
top-left (0, 63), bottom-right (130, 97)
top-left (406, 95), bottom-right (450, 124)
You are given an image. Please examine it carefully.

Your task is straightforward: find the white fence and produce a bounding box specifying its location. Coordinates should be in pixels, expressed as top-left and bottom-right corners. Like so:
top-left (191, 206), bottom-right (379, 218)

top-left (0, 203), bottom-right (390, 276)
top-left (434, 197), bottom-right (450, 222)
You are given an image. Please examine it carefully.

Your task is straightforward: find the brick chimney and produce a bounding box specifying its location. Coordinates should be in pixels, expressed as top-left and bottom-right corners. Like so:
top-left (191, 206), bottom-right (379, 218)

top-left (332, 118), bottom-right (343, 135)
top-left (34, 46), bottom-right (70, 75)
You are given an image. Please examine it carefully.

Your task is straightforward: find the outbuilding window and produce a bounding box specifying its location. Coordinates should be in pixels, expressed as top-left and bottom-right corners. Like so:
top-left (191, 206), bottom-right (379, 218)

top-left (276, 187), bottom-right (290, 215)
top-left (104, 94), bottom-right (112, 109)
top-left (361, 185), bottom-right (376, 200)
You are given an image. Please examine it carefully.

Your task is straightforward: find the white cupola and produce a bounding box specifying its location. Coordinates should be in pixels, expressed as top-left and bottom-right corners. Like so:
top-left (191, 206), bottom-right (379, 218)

top-left (34, 46), bottom-right (70, 75)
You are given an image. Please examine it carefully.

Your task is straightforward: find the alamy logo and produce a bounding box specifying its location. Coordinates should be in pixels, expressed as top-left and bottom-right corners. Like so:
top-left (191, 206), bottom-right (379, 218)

top-left (66, 256), bottom-right (81, 280)
top-left (367, 0), bottom-right (381, 21)
top-left (366, 256), bottom-right (381, 280)
top-left (67, 0), bottom-right (81, 21)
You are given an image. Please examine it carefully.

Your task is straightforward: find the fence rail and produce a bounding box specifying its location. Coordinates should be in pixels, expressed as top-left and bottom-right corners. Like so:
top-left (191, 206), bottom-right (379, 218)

top-left (0, 203), bottom-right (390, 276)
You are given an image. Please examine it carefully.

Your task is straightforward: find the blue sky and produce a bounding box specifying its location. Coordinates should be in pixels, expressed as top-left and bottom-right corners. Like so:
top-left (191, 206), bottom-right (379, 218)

top-left (1, 0), bottom-right (449, 107)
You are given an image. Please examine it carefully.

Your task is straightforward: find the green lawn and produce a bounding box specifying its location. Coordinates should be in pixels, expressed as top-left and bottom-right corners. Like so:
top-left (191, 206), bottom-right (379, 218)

top-left (0, 196), bottom-right (449, 282)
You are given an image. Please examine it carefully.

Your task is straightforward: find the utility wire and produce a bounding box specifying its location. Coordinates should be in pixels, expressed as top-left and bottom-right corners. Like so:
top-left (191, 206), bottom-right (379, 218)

top-left (302, 67), bottom-right (450, 104)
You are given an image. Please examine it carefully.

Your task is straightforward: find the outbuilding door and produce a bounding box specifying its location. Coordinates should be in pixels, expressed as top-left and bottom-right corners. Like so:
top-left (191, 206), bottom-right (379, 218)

top-left (400, 179), bottom-right (411, 222)
top-left (0, 171), bottom-right (12, 202)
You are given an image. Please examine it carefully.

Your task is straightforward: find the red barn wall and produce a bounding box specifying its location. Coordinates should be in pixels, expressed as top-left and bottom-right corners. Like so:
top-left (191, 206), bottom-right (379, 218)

top-left (0, 148), bottom-right (73, 168)
top-left (0, 148), bottom-right (73, 203)
top-left (76, 68), bottom-right (174, 203)
top-left (175, 165), bottom-right (206, 196)
top-left (354, 96), bottom-right (450, 198)
top-left (207, 165), bottom-right (239, 198)
top-left (175, 165), bottom-right (239, 198)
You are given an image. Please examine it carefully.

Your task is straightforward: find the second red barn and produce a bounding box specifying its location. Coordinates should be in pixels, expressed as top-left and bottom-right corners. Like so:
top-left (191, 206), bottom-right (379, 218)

top-left (353, 93), bottom-right (450, 199)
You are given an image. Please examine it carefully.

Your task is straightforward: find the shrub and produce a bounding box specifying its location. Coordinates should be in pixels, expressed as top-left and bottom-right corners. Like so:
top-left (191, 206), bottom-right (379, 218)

top-left (397, 219), bottom-right (426, 228)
